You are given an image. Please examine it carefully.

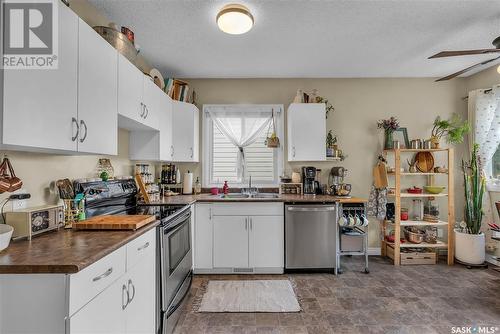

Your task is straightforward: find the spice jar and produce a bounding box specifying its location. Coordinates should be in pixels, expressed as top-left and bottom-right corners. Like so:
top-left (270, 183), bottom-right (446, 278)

top-left (400, 208), bottom-right (409, 221)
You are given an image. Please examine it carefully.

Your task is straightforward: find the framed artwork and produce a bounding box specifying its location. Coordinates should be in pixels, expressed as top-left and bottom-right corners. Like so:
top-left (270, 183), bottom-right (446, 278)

top-left (393, 127), bottom-right (410, 148)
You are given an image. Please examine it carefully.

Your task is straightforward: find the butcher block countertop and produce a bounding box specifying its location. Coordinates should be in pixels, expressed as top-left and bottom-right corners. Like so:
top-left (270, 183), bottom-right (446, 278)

top-left (0, 221), bottom-right (159, 274)
top-left (152, 193), bottom-right (367, 205)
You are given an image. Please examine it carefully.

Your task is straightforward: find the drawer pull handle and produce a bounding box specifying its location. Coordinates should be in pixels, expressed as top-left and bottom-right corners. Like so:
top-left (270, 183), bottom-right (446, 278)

top-left (92, 267), bottom-right (113, 282)
top-left (122, 284), bottom-right (129, 310)
top-left (137, 242), bottom-right (150, 251)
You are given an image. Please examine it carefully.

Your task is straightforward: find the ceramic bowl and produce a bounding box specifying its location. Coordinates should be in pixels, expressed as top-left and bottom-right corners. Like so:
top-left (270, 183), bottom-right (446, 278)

top-left (0, 224), bottom-right (13, 252)
top-left (424, 186), bottom-right (445, 194)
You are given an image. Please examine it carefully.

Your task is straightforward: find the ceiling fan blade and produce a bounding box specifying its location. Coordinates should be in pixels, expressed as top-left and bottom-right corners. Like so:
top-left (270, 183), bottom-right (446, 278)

top-left (429, 49), bottom-right (500, 59)
top-left (435, 56), bottom-right (500, 81)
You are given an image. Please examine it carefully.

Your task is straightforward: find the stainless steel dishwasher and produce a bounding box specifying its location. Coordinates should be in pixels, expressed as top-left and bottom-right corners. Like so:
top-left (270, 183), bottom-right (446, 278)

top-left (285, 204), bottom-right (338, 273)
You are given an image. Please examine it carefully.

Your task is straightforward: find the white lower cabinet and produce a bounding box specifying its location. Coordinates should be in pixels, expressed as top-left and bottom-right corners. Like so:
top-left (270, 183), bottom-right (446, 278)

top-left (194, 203), bottom-right (284, 273)
top-left (71, 228), bottom-right (156, 334)
top-left (249, 216), bottom-right (284, 268)
top-left (0, 229), bottom-right (157, 334)
top-left (69, 278), bottom-right (126, 334)
top-left (213, 216), bottom-right (248, 268)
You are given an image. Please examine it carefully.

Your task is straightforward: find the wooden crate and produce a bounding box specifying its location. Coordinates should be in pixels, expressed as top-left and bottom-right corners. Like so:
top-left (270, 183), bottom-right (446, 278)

top-left (386, 244), bottom-right (437, 265)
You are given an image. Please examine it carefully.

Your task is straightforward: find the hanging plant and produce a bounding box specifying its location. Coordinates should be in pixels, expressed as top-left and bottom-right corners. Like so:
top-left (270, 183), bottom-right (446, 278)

top-left (315, 96), bottom-right (335, 118)
top-left (265, 109), bottom-right (280, 148)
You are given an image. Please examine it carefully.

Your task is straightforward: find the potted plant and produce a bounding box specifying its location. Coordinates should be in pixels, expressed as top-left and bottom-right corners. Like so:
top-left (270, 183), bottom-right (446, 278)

top-left (315, 96), bottom-right (335, 118)
top-left (455, 144), bottom-right (486, 265)
top-left (377, 117), bottom-right (399, 149)
top-left (430, 114), bottom-right (470, 149)
top-left (326, 130), bottom-right (337, 157)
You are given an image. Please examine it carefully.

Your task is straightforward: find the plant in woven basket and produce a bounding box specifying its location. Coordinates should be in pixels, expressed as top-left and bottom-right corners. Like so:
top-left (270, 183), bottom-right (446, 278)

top-left (462, 144), bottom-right (485, 235)
top-left (431, 114), bottom-right (470, 148)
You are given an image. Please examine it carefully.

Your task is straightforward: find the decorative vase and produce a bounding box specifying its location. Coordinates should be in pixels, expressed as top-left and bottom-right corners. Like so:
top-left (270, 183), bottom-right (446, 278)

top-left (430, 136), bottom-right (440, 149)
top-left (454, 229), bottom-right (485, 265)
top-left (384, 130), bottom-right (394, 149)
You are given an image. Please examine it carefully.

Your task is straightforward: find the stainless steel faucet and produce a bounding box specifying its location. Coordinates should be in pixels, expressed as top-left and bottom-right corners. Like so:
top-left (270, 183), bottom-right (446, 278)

top-left (242, 175), bottom-right (258, 196)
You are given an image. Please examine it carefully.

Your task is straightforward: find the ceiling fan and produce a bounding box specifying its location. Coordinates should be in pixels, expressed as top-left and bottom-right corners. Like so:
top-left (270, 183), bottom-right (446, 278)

top-left (429, 36), bottom-right (500, 81)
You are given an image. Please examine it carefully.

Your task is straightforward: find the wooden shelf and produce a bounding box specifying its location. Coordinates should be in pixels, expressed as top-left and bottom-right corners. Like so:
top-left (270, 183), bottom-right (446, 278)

top-left (389, 220), bottom-right (448, 227)
top-left (386, 240), bottom-right (448, 248)
top-left (389, 193), bottom-right (448, 198)
top-left (384, 148), bottom-right (449, 153)
top-left (326, 157), bottom-right (343, 161)
top-left (388, 172), bottom-right (448, 176)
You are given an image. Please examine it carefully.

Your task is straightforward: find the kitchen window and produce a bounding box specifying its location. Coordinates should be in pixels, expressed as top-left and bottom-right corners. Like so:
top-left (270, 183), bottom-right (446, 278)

top-left (203, 105), bottom-right (283, 187)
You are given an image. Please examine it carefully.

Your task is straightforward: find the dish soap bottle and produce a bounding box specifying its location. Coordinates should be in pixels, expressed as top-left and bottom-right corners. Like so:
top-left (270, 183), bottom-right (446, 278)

top-left (194, 177), bottom-right (201, 194)
top-left (222, 181), bottom-right (229, 195)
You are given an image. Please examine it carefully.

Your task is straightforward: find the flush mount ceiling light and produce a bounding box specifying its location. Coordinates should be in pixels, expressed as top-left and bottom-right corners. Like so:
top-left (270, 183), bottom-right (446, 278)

top-left (216, 4), bottom-right (254, 35)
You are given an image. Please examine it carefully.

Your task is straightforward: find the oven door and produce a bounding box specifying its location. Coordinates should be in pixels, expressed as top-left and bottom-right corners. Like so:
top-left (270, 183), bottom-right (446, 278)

top-left (161, 208), bottom-right (192, 311)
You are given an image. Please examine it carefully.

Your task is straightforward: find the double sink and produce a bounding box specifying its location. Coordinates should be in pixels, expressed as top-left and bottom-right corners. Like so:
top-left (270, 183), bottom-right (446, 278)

top-left (219, 193), bottom-right (280, 199)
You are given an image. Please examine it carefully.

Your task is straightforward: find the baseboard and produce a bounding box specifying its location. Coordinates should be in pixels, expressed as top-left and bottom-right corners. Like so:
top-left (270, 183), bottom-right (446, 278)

top-left (368, 247), bottom-right (381, 256)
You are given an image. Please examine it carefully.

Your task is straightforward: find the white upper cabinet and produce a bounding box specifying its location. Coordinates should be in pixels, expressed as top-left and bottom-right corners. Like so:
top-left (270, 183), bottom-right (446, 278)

top-left (141, 78), bottom-right (162, 130)
top-left (1, 1), bottom-right (78, 153)
top-left (172, 101), bottom-right (199, 162)
top-left (117, 54), bottom-right (144, 127)
top-left (129, 93), bottom-right (173, 161)
top-left (77, 19), bottom-right (118, 155)
top-left (287, 103), bottom-right (326, 161)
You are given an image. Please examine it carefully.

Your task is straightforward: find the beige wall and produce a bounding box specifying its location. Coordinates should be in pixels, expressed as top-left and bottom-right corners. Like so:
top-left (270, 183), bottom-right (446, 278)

top-left (466, 65), bottom-right (500, 92)
top-left (0, 129), bottom-right (135, 206)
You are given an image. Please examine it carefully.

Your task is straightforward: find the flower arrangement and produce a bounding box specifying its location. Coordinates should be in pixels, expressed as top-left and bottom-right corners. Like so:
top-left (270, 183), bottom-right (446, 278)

top-left (377, 117), bottom-right (399, 149)
top-left (377, 117), bottom-right (399, 132)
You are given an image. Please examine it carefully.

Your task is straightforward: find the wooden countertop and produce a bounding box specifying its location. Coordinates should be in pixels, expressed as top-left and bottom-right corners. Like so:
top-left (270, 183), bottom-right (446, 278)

top-left (0, 221), bottom-right (159, 274)
top-left (152, 193), bottom-right (367, 204)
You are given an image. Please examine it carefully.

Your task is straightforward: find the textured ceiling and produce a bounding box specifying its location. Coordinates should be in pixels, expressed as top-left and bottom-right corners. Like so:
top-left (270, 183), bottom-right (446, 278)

top-left (89, 0), bottom-right (500, 78)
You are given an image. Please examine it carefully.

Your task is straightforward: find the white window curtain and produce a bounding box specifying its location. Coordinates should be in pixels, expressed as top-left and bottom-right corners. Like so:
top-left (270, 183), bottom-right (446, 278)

top-left (468, 85), bottom-right (500, 241)
top-left (468, 85), bottom-right (500, 171)
top-left (206, 106), bottom-right (273, 180)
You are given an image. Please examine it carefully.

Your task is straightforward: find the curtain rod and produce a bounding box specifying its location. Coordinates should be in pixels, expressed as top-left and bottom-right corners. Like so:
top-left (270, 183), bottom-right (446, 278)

top-left (462, 88), bottom-right (493, 100)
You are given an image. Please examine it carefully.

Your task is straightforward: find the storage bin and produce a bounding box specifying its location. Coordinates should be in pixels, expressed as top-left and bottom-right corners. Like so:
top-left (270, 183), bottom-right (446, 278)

top-left (386, 243), bottom-right (437, 265)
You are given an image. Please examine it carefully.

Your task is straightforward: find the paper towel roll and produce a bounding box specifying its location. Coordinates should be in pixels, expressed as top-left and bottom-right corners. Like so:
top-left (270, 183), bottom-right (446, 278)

top-left (183, 172), bottom-right (193, 194)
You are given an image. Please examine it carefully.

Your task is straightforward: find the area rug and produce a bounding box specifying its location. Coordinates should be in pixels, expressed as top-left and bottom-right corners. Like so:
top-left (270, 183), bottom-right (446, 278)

top-left (198, 280), bottom-right (301, 313)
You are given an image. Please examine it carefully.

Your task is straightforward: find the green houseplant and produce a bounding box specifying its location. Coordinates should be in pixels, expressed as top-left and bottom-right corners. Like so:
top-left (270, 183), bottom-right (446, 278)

top-left (326, 130), bottom-right (337, 157)
top-left (431, 114), bottom-right (470, 148)
top-left (455, 144), bottom-right (486, 264)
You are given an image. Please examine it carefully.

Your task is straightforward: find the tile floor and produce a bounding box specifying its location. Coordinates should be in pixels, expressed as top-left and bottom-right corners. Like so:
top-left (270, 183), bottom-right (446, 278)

top-left (174, 257), bottom-right (500, 334)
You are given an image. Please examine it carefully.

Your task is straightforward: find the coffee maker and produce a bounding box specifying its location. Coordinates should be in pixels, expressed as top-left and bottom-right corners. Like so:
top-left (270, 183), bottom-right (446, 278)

top-left (302, 167), bottom-right (317, 195)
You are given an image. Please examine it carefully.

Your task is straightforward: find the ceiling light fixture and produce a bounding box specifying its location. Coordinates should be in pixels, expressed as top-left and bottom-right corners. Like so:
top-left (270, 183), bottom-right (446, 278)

top-left (216, 4), bottom-right (254, 35)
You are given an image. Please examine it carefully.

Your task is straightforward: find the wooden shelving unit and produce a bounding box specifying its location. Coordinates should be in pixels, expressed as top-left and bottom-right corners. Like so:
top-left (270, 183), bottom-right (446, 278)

top-left (381, 148), bottom-right (454, 266)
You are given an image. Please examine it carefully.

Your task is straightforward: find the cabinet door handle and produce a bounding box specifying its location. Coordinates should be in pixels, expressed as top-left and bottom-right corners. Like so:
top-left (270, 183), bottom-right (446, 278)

top-left (71, 117), bottom-right (80, 142)
top-left (292, 146), bottom-right (296, 157)
top-left (122, 284), bottom-right (129, 310)
top-left (92, 267), bottom-right (113, 282)
top-left (137, 241), bottom-right (150, 251)
top-left (140, 102), bottom-right (145, 117)
top-left (127, 279), bottom-right (136, 304)
top-left (245, 217), bottom-right (248, 230)
top-left (171, 145), bottom-right (175, 158)
top-left (250, 218), bottom-right (253, 230)
top-left (79, 120), bottom-right (88, 143)
top-left (190, 147), bottom-right (193, 158)
top-left (209, 207), bottom-right (212, 220)
top-left (145, 106), bottom-right (149, 119)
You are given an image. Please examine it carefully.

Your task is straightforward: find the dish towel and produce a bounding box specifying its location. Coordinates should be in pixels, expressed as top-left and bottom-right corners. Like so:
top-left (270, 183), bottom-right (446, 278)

top-left (367, 185), bottom-right (387, 220)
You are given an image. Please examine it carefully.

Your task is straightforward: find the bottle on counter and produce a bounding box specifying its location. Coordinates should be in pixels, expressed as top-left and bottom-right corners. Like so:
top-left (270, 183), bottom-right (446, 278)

top-left (222, 180), bottom-right (229, 195)
top-left (194, 177), bottom-right (201, 194)
top-left (176, 167), bottom-right (181, 185)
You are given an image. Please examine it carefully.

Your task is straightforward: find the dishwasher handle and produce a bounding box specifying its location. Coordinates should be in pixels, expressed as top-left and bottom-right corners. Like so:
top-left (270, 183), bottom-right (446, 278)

top-left (287, 206), bottom-right (336, 212)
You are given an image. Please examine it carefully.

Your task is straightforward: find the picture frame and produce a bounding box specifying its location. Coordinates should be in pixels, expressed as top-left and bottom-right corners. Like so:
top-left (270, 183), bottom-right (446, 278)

top-left (393, 127), bottom-right (410, 148)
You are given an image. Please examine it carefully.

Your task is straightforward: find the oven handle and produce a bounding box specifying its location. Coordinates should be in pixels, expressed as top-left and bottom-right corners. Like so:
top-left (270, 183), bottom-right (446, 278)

top-left (164, 210), bottom-right (191, 234)
top-left (166, 271), bottom-right (193, 318)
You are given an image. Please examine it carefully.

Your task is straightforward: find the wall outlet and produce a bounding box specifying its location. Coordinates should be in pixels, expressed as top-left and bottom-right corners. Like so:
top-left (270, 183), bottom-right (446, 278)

top-left (11, 199), bottom-right (28, 211)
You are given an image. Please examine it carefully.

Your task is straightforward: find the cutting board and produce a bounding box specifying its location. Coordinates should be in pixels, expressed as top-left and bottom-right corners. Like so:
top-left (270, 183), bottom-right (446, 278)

top-left (373, 162), bottom-right (388, 189)
top-left (73, 215), bottom-right (156, 230)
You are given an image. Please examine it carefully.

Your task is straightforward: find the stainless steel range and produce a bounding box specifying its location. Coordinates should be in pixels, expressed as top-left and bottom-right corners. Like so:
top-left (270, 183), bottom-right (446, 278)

top-left (74, 179), bottom-right (193, 334)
